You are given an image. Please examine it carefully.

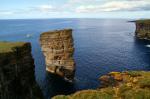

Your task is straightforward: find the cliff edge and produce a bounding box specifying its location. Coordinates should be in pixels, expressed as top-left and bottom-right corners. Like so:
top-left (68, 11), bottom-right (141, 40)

top-left (53, 71), bottom-right (150, 99)
top-left (135, 19), bottom-right (150, 39)
top-left (40, 29), bottom-right (75, 81)
top-left (0, 42), bottom-right (43, 99)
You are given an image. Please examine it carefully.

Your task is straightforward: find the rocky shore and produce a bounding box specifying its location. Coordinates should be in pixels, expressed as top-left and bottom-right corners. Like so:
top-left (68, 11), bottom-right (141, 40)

top-left (135, 19), bottom-right (150, 40)
top-left (1, 26), bottom-right (150, 99)
top-left (52, 21), bottom-right (150, 99)
top-left (0, 42), bottom-right (43, 99)
top-left (40, 29), bottom-right (75, 81)
top-left (53, 71), bottom-right (150, 99)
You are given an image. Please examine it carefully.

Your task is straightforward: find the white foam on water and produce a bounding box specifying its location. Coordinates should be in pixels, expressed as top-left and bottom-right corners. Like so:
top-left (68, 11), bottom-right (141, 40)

top-left (26, 34), bottom-right (33, 38)
top-left (146, 45), bottom-right (150, 48)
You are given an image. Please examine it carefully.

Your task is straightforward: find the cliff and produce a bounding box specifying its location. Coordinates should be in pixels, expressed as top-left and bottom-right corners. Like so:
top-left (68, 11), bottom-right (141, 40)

top-left (135, 19), bottom-right (150, 39)
top-left (53, 71), bottom-right (150, 99)
top-left (40, 29), bottom-right (75, 81)
top-left (0, 42), bottom-right (43, 99)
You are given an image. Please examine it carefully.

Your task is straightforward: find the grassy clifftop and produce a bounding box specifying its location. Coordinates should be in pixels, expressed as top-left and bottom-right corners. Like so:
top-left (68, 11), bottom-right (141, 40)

top-left (0, 41), bottom-right (44, 99)
top-left (136, 19), bottom-right (150, 24)
top-left (53, 71), bottom-right (150, 99)
top-left (0, 42), bottom-right (27, 53)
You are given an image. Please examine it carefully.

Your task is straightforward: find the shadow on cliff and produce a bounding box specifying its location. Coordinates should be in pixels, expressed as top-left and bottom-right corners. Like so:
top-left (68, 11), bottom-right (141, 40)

top-left (42, 72), bottom-right (76, 99)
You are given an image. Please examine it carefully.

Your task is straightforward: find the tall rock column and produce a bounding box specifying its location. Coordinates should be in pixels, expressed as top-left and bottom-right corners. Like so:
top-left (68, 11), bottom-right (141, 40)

top-left (0, 42), bottom-right (43, 99)
top-left (40, 29), bottom-right (75, 81)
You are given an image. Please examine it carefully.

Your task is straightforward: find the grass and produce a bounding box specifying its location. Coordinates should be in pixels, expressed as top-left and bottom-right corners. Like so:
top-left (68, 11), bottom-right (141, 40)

top-left (127, 71), bottom-right (142, 77)
top-left (119, 84), bottom-right (132, 93)
top-left (120, 88), bottom-right (150, 99)
top-left (50, 95), bottom-right (69, 99)
top-left (0, 42), bottom-right (26, 53)
top-left (40, 29), bottom-right (72, 36)
top-left (52, 71), bottom-right (150, 99)
top-left (138, 78), bottom-right (150, 88)
top-left (127, 71), bottom-right (150, 88)
top-left (127, 71), bottom-right (150, 77)
top-left (53, 90), bottom-right (114, 99)
top-left (136, 19), bottom-right (150, 24)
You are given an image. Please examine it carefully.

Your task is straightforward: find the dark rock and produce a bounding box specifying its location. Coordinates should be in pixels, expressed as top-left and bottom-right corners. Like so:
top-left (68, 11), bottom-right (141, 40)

top-left (0, 42), bottom-right (43, 99)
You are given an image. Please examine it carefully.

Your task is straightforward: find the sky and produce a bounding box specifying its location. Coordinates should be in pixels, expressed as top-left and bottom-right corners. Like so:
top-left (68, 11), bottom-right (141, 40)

top-left (0, 0), bottom-right (150, 19)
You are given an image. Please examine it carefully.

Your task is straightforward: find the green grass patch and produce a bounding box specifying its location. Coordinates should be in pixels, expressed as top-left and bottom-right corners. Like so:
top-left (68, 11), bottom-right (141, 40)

top-left (53, 90), bottom-right (114, 99)
top-left (138, 78), bottom-right (150, 88)
top-left (127, 71), bottom-right (142, 77)
top-left (121, 89), bottom-right (150, 99)
top-left (136, 19), bottom-right (150, 24)
top-left (0, 42), bottom-right (26, 53)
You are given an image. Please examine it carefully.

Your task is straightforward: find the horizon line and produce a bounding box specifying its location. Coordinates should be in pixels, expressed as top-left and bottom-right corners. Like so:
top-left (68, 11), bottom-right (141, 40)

top-left (0, 17), bottom-right (148, 20)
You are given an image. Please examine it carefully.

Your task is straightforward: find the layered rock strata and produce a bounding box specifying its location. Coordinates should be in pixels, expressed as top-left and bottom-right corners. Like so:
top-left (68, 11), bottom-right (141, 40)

top-left (0, 42), bottom-right (43, 99)
top-left (40, 29), bottom-right (75, 81)
top-left (135, 19), bottom-right (150, 39)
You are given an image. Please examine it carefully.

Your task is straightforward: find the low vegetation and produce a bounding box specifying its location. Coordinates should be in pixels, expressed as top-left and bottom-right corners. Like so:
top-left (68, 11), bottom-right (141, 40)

top-left (52, 71), bottom-right (150, 99)
top-left (0, 42), bottom-right (26, 53)
top-left (136, 19), bottom-right (150, 24)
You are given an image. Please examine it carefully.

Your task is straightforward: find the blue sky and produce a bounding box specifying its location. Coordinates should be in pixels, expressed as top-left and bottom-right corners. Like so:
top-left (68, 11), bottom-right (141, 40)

top-left (0, 0), bottom-right (150, 19)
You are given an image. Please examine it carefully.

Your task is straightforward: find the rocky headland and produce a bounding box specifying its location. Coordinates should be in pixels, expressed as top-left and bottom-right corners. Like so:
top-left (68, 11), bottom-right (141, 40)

top-left (135, 19), bottom-right (150, 40)
top-left (0, 42), bottom-right (43, 99)
top-left (1, 27), bottom-right (150, 99)
top-left (53, 71), bottom-right (150, 99)
top-left (40, 29), bottom-right (75, 81)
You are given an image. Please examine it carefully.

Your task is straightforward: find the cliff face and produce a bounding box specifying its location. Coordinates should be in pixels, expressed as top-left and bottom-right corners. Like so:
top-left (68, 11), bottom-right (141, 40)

top-left (135, 20), bottom-right (150, 39)
top-left (0, 42), bottom-right (43, 99)
top-left (53, 71), bottom-right (150, 99)
top-left (40, 29), bottom-right (75, 81)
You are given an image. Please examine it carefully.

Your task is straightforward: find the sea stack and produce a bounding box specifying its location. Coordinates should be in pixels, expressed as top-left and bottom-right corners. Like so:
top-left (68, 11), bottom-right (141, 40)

top-left (40, 29), bottom-right (75, 81)
top-left (135, 19), bottom-right (150, 39)
top-left (0, 42), bottom-right (43, 99)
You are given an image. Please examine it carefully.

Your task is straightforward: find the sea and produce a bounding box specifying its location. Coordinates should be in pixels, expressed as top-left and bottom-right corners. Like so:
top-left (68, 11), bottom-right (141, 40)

top-left (0, 19), bottom-right (150, 99)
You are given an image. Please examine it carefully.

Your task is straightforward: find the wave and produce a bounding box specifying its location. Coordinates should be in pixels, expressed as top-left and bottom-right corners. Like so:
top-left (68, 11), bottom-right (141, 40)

top-left (146, 45), bottom-right (150, 48)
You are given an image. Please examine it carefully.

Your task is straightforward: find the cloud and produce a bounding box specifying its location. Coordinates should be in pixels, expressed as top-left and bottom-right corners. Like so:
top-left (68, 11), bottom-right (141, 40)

top-left (28, 4), bottom-right (68, 14)
top-left (12, 0), bottom-right (150, 16)
top-left (76, 0), bottom-right (150, 13)
top-left (0, 0), bottom-right (149, 19)
top-left (0, 10), bottom-right (14, 15)
top-left (68, 0), bottom-right (95, 4)
top-left (35, 5), bottom-right (56, 12)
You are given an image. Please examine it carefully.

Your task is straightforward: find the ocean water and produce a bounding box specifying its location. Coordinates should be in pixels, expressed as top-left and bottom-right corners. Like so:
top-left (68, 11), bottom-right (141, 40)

top-left (0, 19), bottom-right (150, 99)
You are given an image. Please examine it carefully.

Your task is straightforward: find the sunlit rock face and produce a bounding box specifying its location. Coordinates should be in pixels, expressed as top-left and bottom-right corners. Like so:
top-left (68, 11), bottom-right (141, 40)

top-left (0, 42), bottom-right (43, 99)
top-left (135, 20), bottom-right (150, 40)
top-left (40, 29), bottom-right (75, 81)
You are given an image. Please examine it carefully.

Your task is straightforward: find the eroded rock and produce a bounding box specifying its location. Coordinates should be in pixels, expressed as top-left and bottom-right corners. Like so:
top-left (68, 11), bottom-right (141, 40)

top-left (135, 19), bottom-right (150, 39)
top-left (40, 29), bottom-right (75, 81)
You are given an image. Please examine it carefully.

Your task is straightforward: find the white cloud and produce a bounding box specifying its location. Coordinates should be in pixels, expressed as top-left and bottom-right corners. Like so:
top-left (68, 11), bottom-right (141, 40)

top-left (20, 0), bottom-right (150, 16)
top-left (0, 10), bottom-right (14, 15)
top-left (68, 0), bottom-right (94, 4)
top-left (1, 0), bottom-right (149, 18)
top-left (37, 5), bottom-right (54, 12)
top-left (31, 4), bottom-right (67, 13)
top-left (76, 0), bottom-right (150, 13)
